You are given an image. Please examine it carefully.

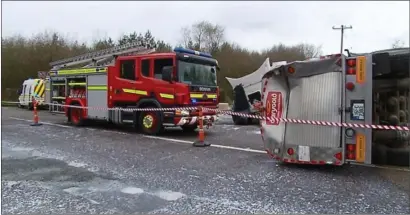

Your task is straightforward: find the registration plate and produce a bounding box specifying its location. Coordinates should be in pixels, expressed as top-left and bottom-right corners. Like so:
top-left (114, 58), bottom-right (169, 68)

top-left (298, 146), bottom-right (310, 162)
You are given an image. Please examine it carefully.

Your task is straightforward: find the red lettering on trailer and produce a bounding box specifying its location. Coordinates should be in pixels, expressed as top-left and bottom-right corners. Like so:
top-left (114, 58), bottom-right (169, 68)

top-left (265, 92), bottom-right (283, 125)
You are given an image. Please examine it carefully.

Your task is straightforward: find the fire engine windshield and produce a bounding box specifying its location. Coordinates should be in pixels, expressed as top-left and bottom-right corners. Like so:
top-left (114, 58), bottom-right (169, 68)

top-left (178, 61), bottom-right (217, 86)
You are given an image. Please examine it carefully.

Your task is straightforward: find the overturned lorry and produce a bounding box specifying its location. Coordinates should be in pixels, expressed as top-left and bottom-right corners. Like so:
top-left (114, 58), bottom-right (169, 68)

top-left (260, 48), bottom-right (409, 166)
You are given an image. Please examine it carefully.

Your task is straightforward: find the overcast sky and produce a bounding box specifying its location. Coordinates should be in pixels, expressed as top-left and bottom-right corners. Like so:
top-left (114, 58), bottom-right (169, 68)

top-left (2, 1), bottom-right (409, 55)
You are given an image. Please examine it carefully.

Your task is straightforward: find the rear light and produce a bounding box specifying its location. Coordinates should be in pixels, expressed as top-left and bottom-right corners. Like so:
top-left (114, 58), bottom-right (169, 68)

top-left (346, 143), bottom-right (356, 160)
top-left (287, 148), bottom-right (294, 155)
top-left (287, 66), bottom-right (295, 74)
top-left (347, 59), bottom-right (356, 67)
top-left (346, 82), bottom-right (355, 91)
top-left (347, 153), bottom-right (355, 160)
top-left (347, 68), bottom-right (356, 75)
top-left (334, 152), bottom-right (342, 160)
top-left (346, 59), bottom-right (357, 75)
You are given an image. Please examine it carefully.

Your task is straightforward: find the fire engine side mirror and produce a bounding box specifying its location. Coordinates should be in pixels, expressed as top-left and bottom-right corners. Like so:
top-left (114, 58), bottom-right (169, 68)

top-left (162, 66), bottom-right (173, 82)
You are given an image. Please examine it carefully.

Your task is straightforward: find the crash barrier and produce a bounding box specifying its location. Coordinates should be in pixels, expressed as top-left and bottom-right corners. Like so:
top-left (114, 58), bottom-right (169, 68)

top-left (2, 101), bottom-right (409, 132)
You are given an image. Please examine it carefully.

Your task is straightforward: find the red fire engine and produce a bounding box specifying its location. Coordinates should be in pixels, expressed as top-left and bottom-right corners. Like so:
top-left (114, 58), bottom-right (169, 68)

top-left (45, 42), bottom-right (219, 135)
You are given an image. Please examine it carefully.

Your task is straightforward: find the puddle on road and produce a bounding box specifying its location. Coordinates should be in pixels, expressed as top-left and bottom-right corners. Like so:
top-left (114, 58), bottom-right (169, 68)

top-left (121, 187), bottom-right (144, 194)
top-left (2, 145), bottom-right (187, 206)
top-left (154, 190), bottom-right (186, 201)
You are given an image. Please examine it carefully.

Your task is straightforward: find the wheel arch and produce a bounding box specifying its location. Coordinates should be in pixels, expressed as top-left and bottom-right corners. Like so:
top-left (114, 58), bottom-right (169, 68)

top-left (135, 98), bottom-right (164, 121)
top-left (67, 99), bottom-right (86, 121)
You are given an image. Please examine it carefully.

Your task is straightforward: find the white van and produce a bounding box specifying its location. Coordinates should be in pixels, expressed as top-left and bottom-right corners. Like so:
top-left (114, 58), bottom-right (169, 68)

top-left (18, 78), bottom-right (46, 110)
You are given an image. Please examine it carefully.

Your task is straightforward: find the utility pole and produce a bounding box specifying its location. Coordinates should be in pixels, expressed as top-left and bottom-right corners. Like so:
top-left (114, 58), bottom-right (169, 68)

top-left (332, 25), bottom-right (352, 54)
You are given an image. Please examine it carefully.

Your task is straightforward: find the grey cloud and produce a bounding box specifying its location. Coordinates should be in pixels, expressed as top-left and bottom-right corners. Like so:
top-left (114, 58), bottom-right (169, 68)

top-left (2, 1), bottom-right (409, 55)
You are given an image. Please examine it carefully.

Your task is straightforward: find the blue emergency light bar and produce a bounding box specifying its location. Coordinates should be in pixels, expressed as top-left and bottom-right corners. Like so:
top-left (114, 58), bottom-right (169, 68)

top-left (173, 47), bottom-right (213, 59)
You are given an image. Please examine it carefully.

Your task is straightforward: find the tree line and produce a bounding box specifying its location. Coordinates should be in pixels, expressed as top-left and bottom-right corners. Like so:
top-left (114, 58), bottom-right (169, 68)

top-left (2, 20), bottom-right (330, 102)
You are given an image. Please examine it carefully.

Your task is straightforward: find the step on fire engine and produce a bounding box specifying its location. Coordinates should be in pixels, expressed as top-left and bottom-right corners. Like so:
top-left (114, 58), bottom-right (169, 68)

top-left (45, 42), bottom-right (220, 135)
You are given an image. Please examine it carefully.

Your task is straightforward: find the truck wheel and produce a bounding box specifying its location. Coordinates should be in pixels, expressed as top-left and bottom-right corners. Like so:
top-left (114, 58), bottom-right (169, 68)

top-left (181, 124), bottom-right (198, 132)
top-left (69, 104), bottom-right (84, 126)
top-left (139, 111), bottom-right (163, 135)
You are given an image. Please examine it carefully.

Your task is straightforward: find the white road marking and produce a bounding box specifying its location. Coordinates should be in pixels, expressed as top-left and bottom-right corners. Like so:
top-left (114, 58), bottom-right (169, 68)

top-left (9, 117), bottom-right (72, 128)
top-left (142, 135), bottom-right (266, 154)
top-left (8, 117), bottom-right (267, 154)
top-left (8, 116), bottom-right (410, 172)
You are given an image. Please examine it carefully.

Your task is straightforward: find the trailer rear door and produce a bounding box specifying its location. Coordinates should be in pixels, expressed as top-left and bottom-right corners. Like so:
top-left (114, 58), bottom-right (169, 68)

top-left (262, 56), bottom-right (345, 165)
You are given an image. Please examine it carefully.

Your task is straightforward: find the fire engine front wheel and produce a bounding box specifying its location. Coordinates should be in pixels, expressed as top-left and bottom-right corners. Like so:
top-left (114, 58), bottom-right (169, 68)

top-left (69, 104), bottom-right (84, 126)
top-left (139, 111), bottom-right (163, 135)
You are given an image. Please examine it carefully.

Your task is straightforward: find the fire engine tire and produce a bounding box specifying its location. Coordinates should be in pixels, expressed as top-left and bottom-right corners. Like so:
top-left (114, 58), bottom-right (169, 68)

top-left (69, 104), bottom-right (85, 126)
top-left (181, 124), bottom-right (198, 132)
top-left (139, 111), bottom-right (163, 135)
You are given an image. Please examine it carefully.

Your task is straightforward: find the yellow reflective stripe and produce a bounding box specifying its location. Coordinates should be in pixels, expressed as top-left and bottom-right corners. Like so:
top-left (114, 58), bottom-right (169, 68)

top-left (160, 93), bottom-right (174, 99)
top-left (33, 79), bottom-right (40, 94)
top-left (190, 94), bottom-right (203, 98)
top-left (38, 81), bottom-right (45, 97)
top-left (46, 88), bottom-right (50, 91)
top-left (68, 82), bottom-right (86, 86)
top-left (88, 85), bottom-right (107, 90)
top-left (56, 68), bottom-right (107, 75)
top-left (123, 88), bottom-right (148, 96)
top-left (52, 83), bottom-right (65, 86)
top-left (190, 93), bottom-right (217, 99)
top-left (52, 97), bottom-right (65, 99)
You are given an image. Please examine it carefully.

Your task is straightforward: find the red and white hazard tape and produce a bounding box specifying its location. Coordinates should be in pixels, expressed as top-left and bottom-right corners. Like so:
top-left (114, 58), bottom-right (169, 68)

top-left (3, 101), bottom-right (198, 111)
top-left (3, 101), bottom-right (409, 131)
top-left (204, 108), bottom-right (410, 131)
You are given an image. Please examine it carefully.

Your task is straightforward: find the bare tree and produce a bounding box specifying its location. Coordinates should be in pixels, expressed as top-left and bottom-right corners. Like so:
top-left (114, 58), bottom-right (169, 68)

top-left (179, 20), bottom-right (225, 53)
top-left (203, 23), bottom-right (225, 54)
top-left (392, 39), bottom-right (406, 48)
top-left (179, 27), bottom-right (194, 49)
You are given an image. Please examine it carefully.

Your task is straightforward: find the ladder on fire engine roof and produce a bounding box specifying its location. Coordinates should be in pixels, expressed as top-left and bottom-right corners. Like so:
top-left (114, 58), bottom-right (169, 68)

top-left (49, 41), bottom-right (156, 70)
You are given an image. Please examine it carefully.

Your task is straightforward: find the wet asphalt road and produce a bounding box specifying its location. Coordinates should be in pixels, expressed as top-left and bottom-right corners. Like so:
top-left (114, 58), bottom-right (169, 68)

top-left (1, 107), bottom-right (410, 214)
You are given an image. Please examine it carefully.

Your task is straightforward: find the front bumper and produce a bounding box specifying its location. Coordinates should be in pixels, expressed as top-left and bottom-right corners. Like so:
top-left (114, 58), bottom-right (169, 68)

top-left (175, 115), bottom-right (218, 126)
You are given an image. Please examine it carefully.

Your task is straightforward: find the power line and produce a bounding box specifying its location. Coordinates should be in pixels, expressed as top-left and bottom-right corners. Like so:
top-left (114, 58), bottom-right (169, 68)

top-left (332, 25), bottom-right (353, 54)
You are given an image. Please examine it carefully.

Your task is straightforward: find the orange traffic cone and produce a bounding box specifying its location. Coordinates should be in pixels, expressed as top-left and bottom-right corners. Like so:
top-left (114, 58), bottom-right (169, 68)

top-left (30, 98), bottom-right (42, 126)
top-left (193, 106), bottom-right (210, 147)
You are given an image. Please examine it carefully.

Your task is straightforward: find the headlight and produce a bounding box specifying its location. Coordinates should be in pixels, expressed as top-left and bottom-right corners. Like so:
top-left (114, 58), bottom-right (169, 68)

top-left (181, 110), bottom-right (190, 116)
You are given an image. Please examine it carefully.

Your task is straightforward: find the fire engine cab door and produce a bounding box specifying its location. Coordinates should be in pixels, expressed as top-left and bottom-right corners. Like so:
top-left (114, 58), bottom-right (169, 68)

top-left (152, 58), bottom-right (175, 105)
top-left (113, 59), bottom-right (147, 104)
